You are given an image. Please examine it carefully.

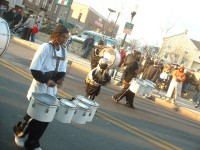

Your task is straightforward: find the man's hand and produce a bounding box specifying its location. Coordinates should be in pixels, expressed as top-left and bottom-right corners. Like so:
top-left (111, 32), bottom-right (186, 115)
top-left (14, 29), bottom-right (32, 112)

top-left (57, 79), bottom-right (64, 88)
top-left (47, 80), bottom-right (56, 87)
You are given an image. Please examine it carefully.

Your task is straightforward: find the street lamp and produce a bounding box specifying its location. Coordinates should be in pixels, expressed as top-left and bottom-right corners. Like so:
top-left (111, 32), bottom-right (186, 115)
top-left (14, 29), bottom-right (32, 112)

top-left (121, 11), bottom-right (137, 47)
top-left (104, 8), bottom-right (116, 35)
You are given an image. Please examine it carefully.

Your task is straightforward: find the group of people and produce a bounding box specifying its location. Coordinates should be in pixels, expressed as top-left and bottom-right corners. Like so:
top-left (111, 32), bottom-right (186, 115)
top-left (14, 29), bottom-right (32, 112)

top-left (2, 8), bottom-right (39, 42)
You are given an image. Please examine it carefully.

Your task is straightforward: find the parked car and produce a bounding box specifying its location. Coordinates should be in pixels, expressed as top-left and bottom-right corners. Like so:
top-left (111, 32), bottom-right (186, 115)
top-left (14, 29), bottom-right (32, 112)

top-left (71, 30), bottom-right (119, 48)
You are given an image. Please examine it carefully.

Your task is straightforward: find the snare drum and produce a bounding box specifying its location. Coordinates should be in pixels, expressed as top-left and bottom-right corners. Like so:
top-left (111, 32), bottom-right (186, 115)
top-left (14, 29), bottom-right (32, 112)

top-left (27, 92), bottom-right (59, 122)
top-left (72, 100), bottom-right (92, 124)
top-left (129, 79), bottom-right (146, 95)
top-left (55, 99), bottom-right (76, 123)
top-left (76, 95), bottom-right (99, 122)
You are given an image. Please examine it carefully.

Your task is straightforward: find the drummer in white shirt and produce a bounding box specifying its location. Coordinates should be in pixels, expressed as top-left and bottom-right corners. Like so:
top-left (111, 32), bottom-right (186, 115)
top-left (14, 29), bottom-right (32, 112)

top-left (13, 24), bottom-right (69, 150)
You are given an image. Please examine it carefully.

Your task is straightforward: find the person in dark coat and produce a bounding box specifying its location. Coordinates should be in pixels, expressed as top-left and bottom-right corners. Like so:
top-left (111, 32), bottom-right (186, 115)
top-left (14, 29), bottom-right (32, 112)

top-left (112, 52), bottom-right (139, 108)
top-left (142, 59), bottom-right (161, 83)
top-left (3, 9), bottom-right (15, 27)
top-left (192, 81), bottom-right (200, 108)
top-left (82, 35), bottom-right (95, 58)
top-left (13, 9), bottom-right (22, 26)
top-left (182, 70), bottom-right (196, 96)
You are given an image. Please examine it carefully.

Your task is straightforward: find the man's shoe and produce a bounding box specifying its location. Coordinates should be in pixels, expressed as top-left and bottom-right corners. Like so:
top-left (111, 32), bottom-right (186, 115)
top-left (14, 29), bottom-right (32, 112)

top-left (112, 96), bottom-right (118, 103)
top-left (14, 134), bottom-right (24, 148)
top-left (124, 103), bottom-right (135, 109)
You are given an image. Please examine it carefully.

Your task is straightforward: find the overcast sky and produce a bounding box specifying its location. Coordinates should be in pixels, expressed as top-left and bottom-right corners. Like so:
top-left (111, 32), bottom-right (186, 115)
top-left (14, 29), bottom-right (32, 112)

top-left (74, 0), bottom-right (200, 46)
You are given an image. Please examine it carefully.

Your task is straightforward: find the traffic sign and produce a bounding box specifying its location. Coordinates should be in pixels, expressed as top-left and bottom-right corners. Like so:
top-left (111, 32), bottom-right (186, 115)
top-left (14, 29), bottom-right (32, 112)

top-left (123, 22), bottom-right (134, 35)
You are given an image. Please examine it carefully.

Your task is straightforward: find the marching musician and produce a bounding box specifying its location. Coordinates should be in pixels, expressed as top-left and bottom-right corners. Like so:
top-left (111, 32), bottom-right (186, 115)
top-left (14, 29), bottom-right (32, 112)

top-left (112, 51), bottom-right (139, 109)
top-left (85, 58), bottom-right (111, 100)
top-left (90, 41), bottom-right (104, 69)
top-left (13, 24), bottom-right (69, 150)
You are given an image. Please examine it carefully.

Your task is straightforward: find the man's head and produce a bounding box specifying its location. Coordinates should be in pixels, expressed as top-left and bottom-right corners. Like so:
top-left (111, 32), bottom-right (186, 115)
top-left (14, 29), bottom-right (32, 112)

top-left (99, 58), bottom-right (108, 70)
top-left (50, 24), bottom-right (69, 45)
top-left (120, 47), bottom-right (124, 52)
top-left (179, 65), bottom-right (184, 72)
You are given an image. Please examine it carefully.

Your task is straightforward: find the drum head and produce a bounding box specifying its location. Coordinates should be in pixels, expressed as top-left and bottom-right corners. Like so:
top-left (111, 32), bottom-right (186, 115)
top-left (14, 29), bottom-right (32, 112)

top-left (32, 92), bottom-right (59, 105)
top-left (60, 99), bottom-right (76, 108)
top-left (76, 95), bottom-right (97, 106)
top-left (0, 18), bottom-right (10, 57)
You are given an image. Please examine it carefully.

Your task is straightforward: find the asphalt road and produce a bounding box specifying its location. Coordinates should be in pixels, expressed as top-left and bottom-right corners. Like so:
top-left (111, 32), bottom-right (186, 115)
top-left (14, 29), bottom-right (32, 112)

top-left (0, 41), bottom-right (200, 150)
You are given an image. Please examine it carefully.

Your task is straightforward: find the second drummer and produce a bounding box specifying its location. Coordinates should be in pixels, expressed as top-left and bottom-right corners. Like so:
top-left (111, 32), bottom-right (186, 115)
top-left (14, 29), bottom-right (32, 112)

top-left (112, 51), bottom-right (139, 109)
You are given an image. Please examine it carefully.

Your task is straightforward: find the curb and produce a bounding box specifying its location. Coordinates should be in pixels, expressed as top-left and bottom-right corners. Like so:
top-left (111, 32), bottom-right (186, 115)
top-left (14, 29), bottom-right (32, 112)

top-left (154, 97), bottom-right (200, 122)
top-left (11, 37), bottom-right (200, 123)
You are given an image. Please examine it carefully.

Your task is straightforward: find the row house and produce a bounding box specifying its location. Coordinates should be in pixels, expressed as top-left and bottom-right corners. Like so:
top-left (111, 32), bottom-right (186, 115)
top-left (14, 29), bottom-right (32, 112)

top-left (158, 30), bottom-right (200, 71)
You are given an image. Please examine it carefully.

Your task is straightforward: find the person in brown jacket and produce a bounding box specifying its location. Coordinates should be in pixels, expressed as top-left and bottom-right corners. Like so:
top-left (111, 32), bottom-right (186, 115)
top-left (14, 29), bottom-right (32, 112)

top-left (166, 65), bottom-right (186, 104)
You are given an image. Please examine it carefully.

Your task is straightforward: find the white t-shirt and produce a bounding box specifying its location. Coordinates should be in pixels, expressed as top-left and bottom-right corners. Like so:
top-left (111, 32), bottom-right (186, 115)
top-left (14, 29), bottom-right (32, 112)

top-left (27, 43), bottom-right (68, 99)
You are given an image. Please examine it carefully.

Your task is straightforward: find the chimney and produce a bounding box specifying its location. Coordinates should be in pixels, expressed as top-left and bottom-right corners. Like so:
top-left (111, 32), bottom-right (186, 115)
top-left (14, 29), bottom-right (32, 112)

top-left (184, 29), bottom-right (188, 34)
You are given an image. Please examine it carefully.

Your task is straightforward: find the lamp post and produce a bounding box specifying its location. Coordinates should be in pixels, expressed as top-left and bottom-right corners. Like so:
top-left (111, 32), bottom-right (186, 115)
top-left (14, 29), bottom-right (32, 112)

top-left (104, 8), bottom-right (116, 35)
top-left (121, 11), bottom-right (136, 47)
top-left (111, 12), bottom-right (120, 37)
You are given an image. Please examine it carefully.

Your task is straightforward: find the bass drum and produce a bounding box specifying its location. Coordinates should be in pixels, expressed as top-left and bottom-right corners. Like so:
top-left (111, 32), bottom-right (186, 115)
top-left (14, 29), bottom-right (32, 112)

top-left (99, 47), bottom-right (121, 69)
top-left (0, 17), bottom-right (10, 57)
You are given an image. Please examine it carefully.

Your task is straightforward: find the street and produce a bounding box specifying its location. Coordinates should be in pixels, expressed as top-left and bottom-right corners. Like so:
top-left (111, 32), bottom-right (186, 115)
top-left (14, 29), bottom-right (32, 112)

top-left (0, 40), bottom-right (200, 150)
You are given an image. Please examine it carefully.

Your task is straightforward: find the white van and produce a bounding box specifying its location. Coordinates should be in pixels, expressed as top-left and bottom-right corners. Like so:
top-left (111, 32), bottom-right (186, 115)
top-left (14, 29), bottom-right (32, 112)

top-left (71, 30), bottom-right (119, 48)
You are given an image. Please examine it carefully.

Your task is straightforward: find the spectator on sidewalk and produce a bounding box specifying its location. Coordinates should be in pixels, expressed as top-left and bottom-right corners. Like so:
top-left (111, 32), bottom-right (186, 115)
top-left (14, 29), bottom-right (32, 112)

top-left (23, 15), bottom-right (36, 41)
top-left (13, 9), bottom-right (22, 26)
top-left (192, 81), bottom-right (200, 108)
top-left (142, 59), bottom-right (161, 83)
top-left (98, 36), bottom-right (105, 46)
top-left (166, 65), bottom-right (186, 104)
top-left (85, 58), bottom-right (111, 100)
top-left (82, 35), bottom-right (95, 58)
top-left (3, 9), bottom-right (15, 27)
top-left (30, 23), bottom-right (39, 42)
top-left (80, 35), bottom-right (89, 51)
top-left (182, 69), bottom-right (196, 96)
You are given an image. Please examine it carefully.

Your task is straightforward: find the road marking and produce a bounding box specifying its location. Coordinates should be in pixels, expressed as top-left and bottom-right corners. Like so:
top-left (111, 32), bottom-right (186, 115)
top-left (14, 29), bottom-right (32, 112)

top-left (0, 59), bottom-right (182, 150)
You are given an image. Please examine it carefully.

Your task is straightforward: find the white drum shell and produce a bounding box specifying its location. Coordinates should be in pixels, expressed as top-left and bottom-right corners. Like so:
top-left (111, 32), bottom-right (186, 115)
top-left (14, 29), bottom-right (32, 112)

top-left (27, 98), bottom-right (58, 122)
top-left (129, 79), bottom-right (146, 95)
top-left (0, 17), bottom-right (10, 57)
top-left (55, 100), bottom-right (76, 123)
top-left (72, 100), bottom-right (91, 124)
top-left (143, 80), bottom-right (156, 94)
top-left (76, 96), bottom-right (99, 122)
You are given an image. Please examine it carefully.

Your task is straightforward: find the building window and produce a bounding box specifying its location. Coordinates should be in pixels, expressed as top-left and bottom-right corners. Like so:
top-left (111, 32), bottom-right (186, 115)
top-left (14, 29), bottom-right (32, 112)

top-left (54, 5), bottom-right (58, 13)
top-left (43, 0), bottom-right (48, 7)
top-left (35, 0), bottom-right (40, 5)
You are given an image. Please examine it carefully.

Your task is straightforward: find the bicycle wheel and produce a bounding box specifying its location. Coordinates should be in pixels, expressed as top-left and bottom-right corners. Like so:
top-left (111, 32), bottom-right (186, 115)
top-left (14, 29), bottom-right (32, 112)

top-left (0, 17), bottom-right (11, 57)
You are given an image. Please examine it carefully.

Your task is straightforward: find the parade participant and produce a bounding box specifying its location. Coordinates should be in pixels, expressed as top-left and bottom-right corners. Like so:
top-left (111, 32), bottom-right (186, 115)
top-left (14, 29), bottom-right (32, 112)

top-left (90, 42), bottom-right (104, 69)
top-left (85, 58), bottom-right (111, 100)
top-left (13, 24), bottom-right (69, 150)
top-left (166, 65), bottom-right (186, 104)
top-left (112, 52), bottom-right (139, 108)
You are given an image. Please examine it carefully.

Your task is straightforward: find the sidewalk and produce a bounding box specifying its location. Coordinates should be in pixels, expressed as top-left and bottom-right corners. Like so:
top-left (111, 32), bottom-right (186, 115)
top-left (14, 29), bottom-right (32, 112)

top-left (11, 36), bottom-right (200, 122)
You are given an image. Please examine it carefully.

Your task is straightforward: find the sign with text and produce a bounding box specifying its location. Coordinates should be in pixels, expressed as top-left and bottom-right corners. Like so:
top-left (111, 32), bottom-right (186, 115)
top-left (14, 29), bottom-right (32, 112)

top-left (55, 0), bottom-right (71, 7)
top-left (123, 22), bottom-right (134, 35)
